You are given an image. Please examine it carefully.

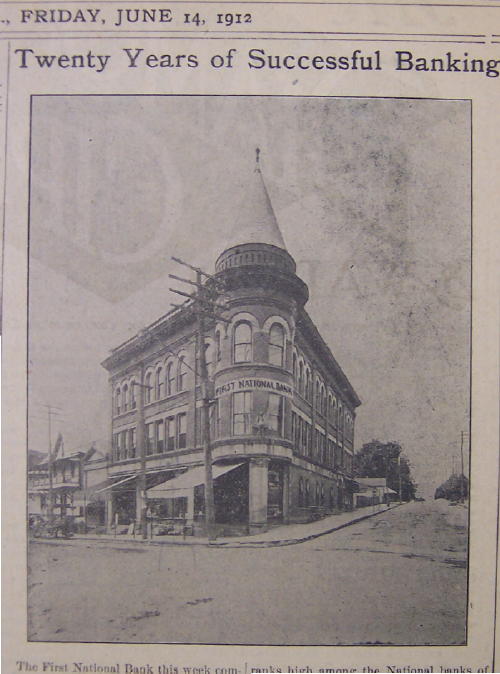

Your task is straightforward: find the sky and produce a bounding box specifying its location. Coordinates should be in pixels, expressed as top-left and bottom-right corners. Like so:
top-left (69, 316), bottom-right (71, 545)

top-left (28, 95), bottom-right (471, 495)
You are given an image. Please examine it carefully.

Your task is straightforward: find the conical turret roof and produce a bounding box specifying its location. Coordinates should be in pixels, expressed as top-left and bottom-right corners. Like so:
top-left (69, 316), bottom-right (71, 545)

top-left (225, 149), bottom-right (287, 250)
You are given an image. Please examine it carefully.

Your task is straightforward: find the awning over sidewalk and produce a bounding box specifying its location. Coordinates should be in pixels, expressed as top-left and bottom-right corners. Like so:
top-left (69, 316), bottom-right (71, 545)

top-left (95, 474), bottom-right (136, 494)
top-left (147, 463), bottom-right (244, 498)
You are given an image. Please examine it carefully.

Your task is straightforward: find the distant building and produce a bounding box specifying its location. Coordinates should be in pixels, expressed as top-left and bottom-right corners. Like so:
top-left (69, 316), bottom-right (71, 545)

top-left (28, 444), bottom-right (96, 519)
top-left (101, 155), bottom-right (361, 534)
top-left (353, 477), bottom-right (397, 507)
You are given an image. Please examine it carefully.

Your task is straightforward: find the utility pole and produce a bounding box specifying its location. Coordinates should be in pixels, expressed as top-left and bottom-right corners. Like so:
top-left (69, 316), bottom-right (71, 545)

top-left (170, 257), bottom-right (228, 541)
top-left (132, 369), bottom-right (149, 540)
top-left (41, 404), bottom-right (62, 521)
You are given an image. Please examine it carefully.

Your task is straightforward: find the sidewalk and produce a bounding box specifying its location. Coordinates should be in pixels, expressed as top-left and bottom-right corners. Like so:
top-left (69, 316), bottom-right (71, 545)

top-left (71, 503), bottom-right (402, 549)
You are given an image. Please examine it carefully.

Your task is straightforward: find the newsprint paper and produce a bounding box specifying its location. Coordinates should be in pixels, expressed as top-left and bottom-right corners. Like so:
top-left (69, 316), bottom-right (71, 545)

top-left (1, 0), bottom-right (499, 672)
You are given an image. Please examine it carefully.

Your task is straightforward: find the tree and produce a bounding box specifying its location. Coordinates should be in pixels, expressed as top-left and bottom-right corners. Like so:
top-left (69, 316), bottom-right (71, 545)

top-left (354, 440), bottom-right (417, 501)
top-left (434, 473), bottom-right (468, 501)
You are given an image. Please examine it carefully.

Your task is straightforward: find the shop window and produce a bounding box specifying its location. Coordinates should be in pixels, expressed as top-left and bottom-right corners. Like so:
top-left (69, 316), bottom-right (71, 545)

top-left (298, 477), bottom-right (304, 507)
top-left (145, 423), bottom-right (155, 455)
top-left (305, 479), bottom-right (310, 507)
top-left (232, 391), bottom-right (252, 435)
top-left (177, 412), bottom-right (187, 449)
top-left (177, 357), bottom-right (187, 391)
top-left (156, 366), bottom-right (164, 400)
top-left (316, 482), bottom-right (320, 506)
top-left (156, 419), bottom-right (164, 453)
top-left (166, 363), bottom-right (175, 396)
top-left (269, 323), bottom-right (285, 367)
top-left (144, 373), bottom-right (152, 404)
top-left (234, 322), bottom-right (252, 363)
top-left (166, 416), bottom-right (175, 451)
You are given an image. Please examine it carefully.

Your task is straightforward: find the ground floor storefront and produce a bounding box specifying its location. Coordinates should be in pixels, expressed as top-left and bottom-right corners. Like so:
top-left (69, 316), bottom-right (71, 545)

top-left (103, 457), bottom-right (355, 536)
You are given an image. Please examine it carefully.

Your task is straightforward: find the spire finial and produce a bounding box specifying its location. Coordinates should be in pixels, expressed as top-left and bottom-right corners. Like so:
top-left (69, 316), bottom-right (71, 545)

top-left (255, 147), bottom-right (260, 167)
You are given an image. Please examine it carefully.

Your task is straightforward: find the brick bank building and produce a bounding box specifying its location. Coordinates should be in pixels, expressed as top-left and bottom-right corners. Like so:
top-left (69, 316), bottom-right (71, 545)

top-left (101, 157), bottom-right (360, 534)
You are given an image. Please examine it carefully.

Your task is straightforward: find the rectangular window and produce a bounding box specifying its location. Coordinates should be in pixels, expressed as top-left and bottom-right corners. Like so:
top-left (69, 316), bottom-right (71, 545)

top-left (156, 420), bottom-right (164, 453)
top-left (166, 416), bottom-right (176, 451)
top-left (195, 406), bottom-right (202, 446)
top-left (177, 412), bottom-right (187, 449)
top-left (145, 423), bottom-right (155, 455)
top-left (232, 391), bottom-right (252, 435)
top-left (113, 434), bottom-right (119, 461)
top-left (267, 393), bottom-right (284, 435)
top-left (301, 419), bottom-right (307, 453)
top-left (129, 428), bottom-right (136, 458)
top-left (118, 431), bottom-right (127, 461)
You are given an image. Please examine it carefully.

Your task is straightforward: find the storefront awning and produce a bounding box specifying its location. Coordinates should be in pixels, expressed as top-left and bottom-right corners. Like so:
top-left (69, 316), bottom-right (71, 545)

top-left (147, 463), bottom-right (244, 497)
top-left (29, 483), bottom-right (80, 493)
top-left (95, 474), bottom-right (136, 493)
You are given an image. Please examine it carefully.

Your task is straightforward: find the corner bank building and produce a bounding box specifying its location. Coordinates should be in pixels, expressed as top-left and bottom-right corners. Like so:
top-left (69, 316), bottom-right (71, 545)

top-left (102, 158), bottom-right (361, 535)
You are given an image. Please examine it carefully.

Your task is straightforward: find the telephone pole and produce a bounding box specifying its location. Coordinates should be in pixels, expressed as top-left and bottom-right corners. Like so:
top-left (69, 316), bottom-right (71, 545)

top-left (40, 404), bottom-right (63, 520)
top-left (131, 371), bottom-right (149, 539)
top-left (170, 256), bottom-right (228, 541)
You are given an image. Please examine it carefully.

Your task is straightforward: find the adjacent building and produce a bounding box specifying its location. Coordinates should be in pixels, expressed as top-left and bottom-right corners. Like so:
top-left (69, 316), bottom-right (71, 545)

top-left (101, 156), bottom-right (361, 534)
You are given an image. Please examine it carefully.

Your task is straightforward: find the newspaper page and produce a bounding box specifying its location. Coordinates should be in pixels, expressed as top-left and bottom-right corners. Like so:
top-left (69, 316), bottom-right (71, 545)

top-left (1, 0), bottom-right (499, 672)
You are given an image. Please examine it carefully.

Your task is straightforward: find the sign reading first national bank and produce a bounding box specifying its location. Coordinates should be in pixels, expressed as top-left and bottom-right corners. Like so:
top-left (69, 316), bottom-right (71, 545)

top-left (215, 378), bottom-right (294, 398)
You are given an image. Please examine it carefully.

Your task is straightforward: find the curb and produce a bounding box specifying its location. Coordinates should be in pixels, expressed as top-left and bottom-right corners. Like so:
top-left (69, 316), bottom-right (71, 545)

top-left (212, 503), bottom-right (402, 548)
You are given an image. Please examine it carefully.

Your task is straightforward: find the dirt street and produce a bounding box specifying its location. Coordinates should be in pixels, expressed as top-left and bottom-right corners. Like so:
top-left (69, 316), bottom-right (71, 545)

top-left (28, 499), bottom-right (467, 645)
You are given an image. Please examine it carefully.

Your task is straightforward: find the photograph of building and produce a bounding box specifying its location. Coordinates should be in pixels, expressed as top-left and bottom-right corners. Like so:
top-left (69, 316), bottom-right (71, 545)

top-left (27, 95), bottom-right (470, 645)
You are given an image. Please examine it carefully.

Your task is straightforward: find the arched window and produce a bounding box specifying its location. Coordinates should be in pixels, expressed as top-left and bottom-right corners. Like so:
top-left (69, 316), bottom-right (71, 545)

top-left (305, 370), bottom-right (312, 402)
top-left (293, 353), bottom-right (297, 384)
top-left (315, 380), bottom-right (320, 409)
top-left (122, 384), bottom-right (128, 411)
top-left (115, 388), bottom-right (121, 415)
top-left (130, 381), bottom-right (136, 409)
top-left (269, 323), bottom-right (285, 367)
top-left (321, 385), bottom-right (327, 416)
top-left (155, 366), bottom-right (164, 400)
top-left (166, 362), bottom-right (175, 396)
top-left (234, 322), bottom-right (252, 363)
top-left (144, 373), bottom-right (152, 404)
top-left (298, 362), bottom-right (304, 396)
top-left (177, 356), bottom-right (187, 391)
